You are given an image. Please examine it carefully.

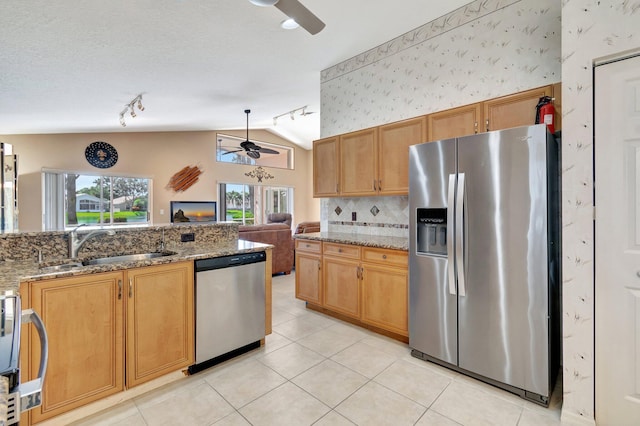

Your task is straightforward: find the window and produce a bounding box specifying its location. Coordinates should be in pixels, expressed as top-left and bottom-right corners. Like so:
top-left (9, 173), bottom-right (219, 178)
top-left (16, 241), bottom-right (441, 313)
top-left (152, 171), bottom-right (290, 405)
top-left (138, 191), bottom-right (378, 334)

top-left (219, 183), bottom-right (293, 225)
top-left (216, 134), bottom-right (294, 169)
top-left (43, 171), bottom-right (151, 230)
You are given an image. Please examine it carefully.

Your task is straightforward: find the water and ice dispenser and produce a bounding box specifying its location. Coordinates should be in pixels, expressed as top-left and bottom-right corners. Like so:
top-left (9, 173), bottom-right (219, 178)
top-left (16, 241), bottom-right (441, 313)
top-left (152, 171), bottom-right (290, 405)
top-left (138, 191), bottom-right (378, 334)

top-left (416, 208), bottom-right (447, 256)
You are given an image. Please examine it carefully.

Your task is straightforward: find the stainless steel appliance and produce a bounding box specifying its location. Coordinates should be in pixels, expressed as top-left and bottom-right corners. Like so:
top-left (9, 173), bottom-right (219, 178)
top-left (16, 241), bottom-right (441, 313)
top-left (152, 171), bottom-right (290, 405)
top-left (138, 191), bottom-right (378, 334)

top-left (0, 293), bottom-right (48, 425)
top-left (188, 251), bottom-right (266, 374)
top-left (409, 124), bottom-right (561, 406)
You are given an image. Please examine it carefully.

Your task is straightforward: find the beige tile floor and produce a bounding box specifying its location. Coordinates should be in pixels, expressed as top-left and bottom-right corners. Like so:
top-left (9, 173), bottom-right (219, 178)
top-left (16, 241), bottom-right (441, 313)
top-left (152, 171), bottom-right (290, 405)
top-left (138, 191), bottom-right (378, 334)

top-left (71, 272), bottom-right (563, 426)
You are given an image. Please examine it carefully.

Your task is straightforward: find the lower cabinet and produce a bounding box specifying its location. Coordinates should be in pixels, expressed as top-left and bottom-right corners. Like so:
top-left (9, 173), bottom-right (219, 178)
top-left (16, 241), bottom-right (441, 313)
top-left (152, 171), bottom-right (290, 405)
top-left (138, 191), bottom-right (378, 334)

top-left (20, 261), bottom-right (194, 424)
top-left (323, 256), bottom-right (360, 319)
top-left (295, 240), bottom-right (322, 304)
top-left (126, 262), bottom-right (194, 388)
top-left (295, 241), bottom-right (408, 338)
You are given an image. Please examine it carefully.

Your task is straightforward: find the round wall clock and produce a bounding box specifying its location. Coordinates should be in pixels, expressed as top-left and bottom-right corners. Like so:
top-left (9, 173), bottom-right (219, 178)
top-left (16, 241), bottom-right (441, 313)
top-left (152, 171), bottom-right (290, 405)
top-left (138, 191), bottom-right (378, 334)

top-left (85, 141), bottom-right (118, 168)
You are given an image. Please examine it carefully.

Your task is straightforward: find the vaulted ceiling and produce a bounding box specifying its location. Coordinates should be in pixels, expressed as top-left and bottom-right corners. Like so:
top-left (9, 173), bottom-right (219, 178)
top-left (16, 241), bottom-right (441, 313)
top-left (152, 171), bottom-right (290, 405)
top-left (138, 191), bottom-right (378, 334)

top-left (0, 0), bottom-right (471, 149)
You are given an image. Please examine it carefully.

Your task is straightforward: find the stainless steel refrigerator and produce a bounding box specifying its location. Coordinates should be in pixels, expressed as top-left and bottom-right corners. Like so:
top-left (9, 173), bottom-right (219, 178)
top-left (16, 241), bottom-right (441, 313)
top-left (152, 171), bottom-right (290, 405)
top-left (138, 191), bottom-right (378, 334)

top-left (408, 124), bottom-right (561, 406)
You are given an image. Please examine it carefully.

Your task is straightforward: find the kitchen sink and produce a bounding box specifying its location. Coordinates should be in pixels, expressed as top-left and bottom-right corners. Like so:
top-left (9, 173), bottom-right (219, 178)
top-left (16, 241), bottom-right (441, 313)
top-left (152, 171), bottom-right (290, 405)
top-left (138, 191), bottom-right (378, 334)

top-left (81, 251), bottom-right (176, 266)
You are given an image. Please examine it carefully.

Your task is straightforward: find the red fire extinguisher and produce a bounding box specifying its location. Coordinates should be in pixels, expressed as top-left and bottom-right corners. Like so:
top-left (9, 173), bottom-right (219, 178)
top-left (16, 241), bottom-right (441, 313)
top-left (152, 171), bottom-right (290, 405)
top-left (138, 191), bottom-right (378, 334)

top-left (535, 96), bottom-right (555, 134)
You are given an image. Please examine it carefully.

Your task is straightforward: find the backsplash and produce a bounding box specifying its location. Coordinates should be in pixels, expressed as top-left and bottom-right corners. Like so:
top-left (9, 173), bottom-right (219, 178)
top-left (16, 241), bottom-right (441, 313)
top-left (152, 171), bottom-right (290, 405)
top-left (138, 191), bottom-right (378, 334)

top-left (321, 196), bottom-right (409, 238)
top-left (0, 224), bottom-right (238, 262)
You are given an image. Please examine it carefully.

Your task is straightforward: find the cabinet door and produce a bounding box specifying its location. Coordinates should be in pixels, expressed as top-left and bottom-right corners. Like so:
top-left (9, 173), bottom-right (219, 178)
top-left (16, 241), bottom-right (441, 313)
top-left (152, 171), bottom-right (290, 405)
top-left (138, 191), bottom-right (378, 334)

top-left (340, 128), bottom-right (378, 196)
top-left (378, 117), bottom-right (427, 195)
top-left (313, 137), bottom-right (339, 197)
top-left (483, 85), bottom-right (552, 132)
top-left (126, 262), bottom-right (194, 388)
top-left (323, 256), bottom-right (360, 319)
top-left (428, 104), bottom-right (482, 141)
top-left (295, 252), bottom-right (322, 304)
top-left (28, 272), bottom-right (125, 423)
top-left (361, 263), bottom-right (408, 336)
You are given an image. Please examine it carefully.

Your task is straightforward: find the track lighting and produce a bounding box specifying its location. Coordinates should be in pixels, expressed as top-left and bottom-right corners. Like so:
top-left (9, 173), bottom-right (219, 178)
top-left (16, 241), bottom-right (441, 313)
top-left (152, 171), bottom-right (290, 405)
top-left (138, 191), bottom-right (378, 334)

top-left (273, 105), bottom-right (315, 126)
top-left (118, 94), bottom-right (144, 127)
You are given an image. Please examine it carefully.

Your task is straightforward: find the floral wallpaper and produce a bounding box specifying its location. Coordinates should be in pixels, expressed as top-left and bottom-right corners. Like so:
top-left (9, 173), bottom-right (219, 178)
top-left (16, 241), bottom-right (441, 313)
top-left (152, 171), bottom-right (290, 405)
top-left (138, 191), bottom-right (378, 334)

top-left (320, 0), bottom-right (561, 138)
top-left (561, 1), bottom-right (640, 424)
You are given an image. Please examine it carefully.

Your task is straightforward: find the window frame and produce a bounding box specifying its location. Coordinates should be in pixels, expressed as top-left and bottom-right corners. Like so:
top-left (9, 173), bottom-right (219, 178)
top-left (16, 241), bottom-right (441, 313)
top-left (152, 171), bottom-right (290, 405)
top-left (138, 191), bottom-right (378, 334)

top-left (216, 133), bottom-right (294, 170)
top-left (42, 168), bottom-right (153, 231)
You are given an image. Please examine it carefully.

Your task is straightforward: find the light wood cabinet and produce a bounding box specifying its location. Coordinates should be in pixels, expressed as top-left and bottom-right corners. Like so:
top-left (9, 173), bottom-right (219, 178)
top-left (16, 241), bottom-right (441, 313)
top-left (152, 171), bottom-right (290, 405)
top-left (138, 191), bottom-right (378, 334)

top-left (428, 104), bottom-right (482, 141)
top-left (323, 255), bottom-right (361, 319)
top-left (20, 261), bottom-right (194, 424)
top-left (378, 117), bottom-right (427, 194)
top-left (295, 240), bottom-right (322, 304)
top-left (295, 240), bottom-right (408, 339)
top-left (360, 247), bottom-right (409, 336)
top-left (313, 136), bottom-right (339, 197)
top-left (483, 85), bottom-right (552, 132)
top-left (312, 85), bottom-right (561, 198)
top-left (340, 128), bottom-right (378, 196)
top-left (125, 262), bottom-right (194, 388)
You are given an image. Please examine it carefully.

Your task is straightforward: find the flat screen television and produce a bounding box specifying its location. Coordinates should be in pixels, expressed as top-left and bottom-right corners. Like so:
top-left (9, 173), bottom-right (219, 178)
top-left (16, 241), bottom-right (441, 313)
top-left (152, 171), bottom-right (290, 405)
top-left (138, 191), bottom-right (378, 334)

top-left (170, 201), bottom-right (217, 224)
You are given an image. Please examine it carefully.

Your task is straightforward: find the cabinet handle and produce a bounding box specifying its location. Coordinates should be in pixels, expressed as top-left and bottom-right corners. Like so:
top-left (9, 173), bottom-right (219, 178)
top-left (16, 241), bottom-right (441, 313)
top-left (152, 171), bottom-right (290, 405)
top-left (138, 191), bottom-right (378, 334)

top-left (338, 248), bottom-right (342, 253)
top-left (373, 179), bottom-right (377, 191)
top-left (382, 254), bottom-right (387, 259)
top-left (128, 277), bottom-right (133, 298)
top-left (378, 180), bottom-right (382, 191)
top-left (117, 279), bottom-right (122, 300)
top-left (474, 121), bottom-right (478, 134)
top-left (485, 119), bottom-right (489, 132)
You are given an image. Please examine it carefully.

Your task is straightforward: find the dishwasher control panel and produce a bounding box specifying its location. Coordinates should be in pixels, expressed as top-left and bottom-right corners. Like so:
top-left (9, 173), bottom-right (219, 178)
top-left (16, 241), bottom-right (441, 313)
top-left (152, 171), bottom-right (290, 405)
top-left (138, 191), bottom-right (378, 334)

top-left (195, 251), bottom-right (266, 271)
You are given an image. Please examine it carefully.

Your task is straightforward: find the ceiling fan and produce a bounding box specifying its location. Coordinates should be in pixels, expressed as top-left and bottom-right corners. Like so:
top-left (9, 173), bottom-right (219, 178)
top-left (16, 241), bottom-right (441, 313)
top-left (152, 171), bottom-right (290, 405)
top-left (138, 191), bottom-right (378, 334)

top-left (222, 109), bottom-right (279, 159)
top-left (248, 0), bottom-right (325, 35)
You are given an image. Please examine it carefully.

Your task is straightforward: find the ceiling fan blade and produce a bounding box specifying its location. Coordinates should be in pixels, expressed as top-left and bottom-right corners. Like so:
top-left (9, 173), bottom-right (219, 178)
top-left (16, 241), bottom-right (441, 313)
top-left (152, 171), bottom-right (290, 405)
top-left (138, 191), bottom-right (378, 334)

top-left (222, 149), bottom-right (243, 155)
top-left (257, 147), bottom-right (279, 154)
top-left (247, 151), bottom-right (261, 159)
top-left (275, 0), bottom-right (325, 35)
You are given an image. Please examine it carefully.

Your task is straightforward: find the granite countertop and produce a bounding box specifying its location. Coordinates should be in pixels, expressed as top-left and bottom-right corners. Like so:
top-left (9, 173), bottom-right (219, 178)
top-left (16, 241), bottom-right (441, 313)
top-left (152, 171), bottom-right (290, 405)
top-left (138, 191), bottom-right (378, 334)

top-left (294, 232), bottom-right (408, 251)
top-left (0, 239), bottom-right (271, 294)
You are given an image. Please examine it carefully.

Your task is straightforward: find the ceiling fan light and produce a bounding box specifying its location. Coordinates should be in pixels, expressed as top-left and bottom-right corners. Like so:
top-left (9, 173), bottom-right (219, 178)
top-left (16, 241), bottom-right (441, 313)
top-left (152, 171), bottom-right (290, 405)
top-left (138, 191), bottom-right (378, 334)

top-left (249, 0), bottom-right (279, 6)
top-left (281, 18), bottom-right (299, 30)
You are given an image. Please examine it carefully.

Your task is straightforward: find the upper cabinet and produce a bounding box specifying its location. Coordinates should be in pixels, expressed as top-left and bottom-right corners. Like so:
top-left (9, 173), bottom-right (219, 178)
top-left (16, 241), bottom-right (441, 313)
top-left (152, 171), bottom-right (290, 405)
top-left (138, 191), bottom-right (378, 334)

top-left (340, 128), bottom-right (378, 196)
top-left (483, 85), bottom-right (552, 132)
top-left (313, 84), bottom-right (561, 198)
top-left (313, 136), bottom-right (340, 197)
top-left (378, 117), bottom-right (427, 195)
top-left (428, 104), bottom-right (482, 142)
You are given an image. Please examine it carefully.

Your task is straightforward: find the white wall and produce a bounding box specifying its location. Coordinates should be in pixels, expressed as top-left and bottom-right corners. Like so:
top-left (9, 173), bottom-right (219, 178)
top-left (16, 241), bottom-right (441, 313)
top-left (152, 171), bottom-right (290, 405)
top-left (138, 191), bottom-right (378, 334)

top-left (1, 129), bottom-right (319, 232)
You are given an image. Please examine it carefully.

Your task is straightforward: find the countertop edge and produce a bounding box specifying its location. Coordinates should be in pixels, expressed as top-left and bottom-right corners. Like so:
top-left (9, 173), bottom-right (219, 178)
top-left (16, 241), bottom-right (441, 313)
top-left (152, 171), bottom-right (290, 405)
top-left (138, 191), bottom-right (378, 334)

top-left (294, 232), bottom-right (408, 251)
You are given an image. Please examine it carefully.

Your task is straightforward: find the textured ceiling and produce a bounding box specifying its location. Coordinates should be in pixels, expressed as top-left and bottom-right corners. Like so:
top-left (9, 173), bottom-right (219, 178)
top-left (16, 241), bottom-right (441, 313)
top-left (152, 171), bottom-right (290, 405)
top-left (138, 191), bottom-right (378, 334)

top-left (0, 0), bottom-right (471, 149)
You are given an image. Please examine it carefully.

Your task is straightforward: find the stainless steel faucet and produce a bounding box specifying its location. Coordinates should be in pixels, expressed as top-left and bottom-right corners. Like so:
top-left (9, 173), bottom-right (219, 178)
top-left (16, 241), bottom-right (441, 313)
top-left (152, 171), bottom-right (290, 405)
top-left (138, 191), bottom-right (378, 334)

top-left (68, 224), bottom-right (116, 259)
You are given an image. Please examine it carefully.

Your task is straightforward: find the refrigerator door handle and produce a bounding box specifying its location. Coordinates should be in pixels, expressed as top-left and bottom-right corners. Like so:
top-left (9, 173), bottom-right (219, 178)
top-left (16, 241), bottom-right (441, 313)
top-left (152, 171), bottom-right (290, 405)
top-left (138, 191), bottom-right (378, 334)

top-left (447, 174), bottom-right (456, 295)
top-left (456, 172), bottom-right (467, 296)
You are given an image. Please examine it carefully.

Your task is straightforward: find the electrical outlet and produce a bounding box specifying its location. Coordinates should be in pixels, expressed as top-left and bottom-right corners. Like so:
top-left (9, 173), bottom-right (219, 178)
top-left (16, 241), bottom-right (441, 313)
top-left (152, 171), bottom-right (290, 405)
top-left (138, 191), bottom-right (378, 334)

top-left (352, 212), bottom-right (357, 221)
top-left (181, 233), bottom-right (195, 242)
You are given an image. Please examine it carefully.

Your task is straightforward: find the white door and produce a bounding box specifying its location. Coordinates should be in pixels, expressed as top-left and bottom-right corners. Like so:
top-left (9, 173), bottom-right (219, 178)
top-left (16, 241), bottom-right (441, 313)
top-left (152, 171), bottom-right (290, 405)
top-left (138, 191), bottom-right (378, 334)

top-left (595, 54), bottom-right (640, 425)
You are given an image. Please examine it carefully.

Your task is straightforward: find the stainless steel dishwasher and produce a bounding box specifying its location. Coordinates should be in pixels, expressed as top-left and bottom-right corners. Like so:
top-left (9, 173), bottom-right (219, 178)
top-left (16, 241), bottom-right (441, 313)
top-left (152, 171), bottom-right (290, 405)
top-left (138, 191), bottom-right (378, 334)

top-left (188, 251), bottom-right (266, 374)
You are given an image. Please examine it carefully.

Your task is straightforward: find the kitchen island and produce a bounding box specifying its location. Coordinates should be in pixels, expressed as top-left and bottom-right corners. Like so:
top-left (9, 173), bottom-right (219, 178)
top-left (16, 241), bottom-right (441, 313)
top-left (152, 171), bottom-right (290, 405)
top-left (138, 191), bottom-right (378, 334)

top-left (0, 224), bottom-right (272, 426)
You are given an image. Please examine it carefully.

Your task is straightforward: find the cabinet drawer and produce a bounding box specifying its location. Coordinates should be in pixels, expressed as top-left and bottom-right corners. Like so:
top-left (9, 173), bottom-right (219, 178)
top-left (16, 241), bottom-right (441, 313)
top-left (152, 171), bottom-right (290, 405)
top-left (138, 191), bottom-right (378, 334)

top-left (362, 247), bottom-right (408, 267)
top-left (296, 239), bottom-right (322, 253)
top-left (323, 242), bottom-right (361, 259)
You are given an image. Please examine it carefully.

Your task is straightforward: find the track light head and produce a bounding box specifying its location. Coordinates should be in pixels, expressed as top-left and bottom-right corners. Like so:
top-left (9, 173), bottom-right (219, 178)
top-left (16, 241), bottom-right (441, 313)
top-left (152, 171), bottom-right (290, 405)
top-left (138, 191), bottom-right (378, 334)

top-left (137, 96), bottom-right (144, 111)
